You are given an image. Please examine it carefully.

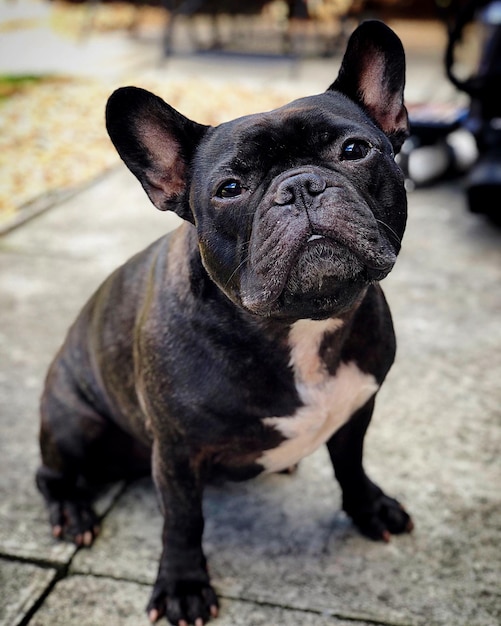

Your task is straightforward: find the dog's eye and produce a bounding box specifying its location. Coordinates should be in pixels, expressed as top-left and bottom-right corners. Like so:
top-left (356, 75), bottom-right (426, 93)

top-left (217, 180), bottom-right (242, 198)
top-left (341, 140), bottom-right (371, 160)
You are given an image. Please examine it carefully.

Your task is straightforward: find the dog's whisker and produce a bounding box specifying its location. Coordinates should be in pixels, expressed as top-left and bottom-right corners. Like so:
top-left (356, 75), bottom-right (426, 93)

top-left (375, 218), bottom-right (401, 245)
top-left (224, 255), bottom-right (250, 288)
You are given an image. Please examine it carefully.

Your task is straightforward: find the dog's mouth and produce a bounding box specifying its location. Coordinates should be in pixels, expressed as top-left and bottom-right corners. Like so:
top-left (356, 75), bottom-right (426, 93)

top-left (286, 236), bottom-right (365, 290)
top-left (240, 232), bottom-right (395, 318)
top-left (299, 233), bottom-right (395, 278)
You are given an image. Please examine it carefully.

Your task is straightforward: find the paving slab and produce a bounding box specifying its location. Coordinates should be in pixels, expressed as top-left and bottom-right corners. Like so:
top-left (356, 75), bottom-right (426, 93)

top-left (28, 573), bottom-right (376, 626)
top-left (0, 557), bottom-right (57, 626)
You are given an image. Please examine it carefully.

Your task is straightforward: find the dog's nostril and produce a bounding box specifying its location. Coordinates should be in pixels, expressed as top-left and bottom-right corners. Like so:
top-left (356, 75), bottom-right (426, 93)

top-left (275, 186), bottom-right (294, 205)
top-left (275, 173), bottom-right (326, 206)
top-left (306, 175), bottom-right (326, 195)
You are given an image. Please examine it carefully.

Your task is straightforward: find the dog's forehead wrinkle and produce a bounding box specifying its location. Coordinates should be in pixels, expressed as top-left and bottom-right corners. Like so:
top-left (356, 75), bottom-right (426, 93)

top-left (217, 96), bottom-right (354, 138)
top-left (247, 110), bottom-right (348, 143)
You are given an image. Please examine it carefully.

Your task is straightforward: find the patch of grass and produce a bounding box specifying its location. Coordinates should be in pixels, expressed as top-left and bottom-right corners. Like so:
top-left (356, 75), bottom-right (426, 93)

top-left (0, 74), bottom-right (50, 100)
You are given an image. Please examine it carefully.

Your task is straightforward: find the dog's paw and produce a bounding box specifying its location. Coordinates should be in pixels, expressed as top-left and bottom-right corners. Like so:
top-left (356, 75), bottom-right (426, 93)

top-left (147, 579), bottom-right (219, 626)
top-left (47, 499), bottom-right (100, 547)
top-left (37, 466), bottom-right (100, 547)
top-left (344, 487), bottom-right (414, 542)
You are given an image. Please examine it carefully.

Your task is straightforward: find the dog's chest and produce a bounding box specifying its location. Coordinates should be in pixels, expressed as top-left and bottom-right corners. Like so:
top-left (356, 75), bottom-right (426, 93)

top-left (258, 318), bottom-right (378, 473)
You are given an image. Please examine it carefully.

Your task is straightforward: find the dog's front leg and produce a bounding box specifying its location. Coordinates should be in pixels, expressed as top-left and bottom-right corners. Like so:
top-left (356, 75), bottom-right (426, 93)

top-left (147, 439), bottom-right (218, 626)
top-left (327, 397), bottom-right (413, 542)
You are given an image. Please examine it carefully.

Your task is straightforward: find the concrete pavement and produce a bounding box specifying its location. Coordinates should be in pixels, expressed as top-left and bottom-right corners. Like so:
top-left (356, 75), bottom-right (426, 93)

top-left (0, 4), bottom-right (500, 625)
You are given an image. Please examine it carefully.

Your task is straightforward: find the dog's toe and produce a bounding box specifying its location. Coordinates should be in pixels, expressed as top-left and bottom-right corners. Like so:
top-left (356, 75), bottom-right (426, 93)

top-left (345, 488), bottom-right (413, 541)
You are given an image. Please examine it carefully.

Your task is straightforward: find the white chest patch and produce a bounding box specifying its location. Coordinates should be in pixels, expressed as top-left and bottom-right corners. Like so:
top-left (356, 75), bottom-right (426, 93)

top-left (259, 318), bottom-right (379, 473)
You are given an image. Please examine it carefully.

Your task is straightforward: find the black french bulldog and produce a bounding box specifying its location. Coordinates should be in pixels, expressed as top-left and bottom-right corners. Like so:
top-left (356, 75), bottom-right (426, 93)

top-left (37, 20), bottom-right (413, 626)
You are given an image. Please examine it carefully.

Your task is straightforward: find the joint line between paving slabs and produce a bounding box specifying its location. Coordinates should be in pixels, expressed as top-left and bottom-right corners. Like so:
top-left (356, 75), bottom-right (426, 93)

top-left (217, 592), bottom-right (421, 626)
top-left (7, 554), bottom-right (72, 626)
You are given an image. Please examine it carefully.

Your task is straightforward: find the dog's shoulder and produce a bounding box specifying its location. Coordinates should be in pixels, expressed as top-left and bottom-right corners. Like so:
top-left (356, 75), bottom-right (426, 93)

top-left (340, 284), bottom-right (396, 384)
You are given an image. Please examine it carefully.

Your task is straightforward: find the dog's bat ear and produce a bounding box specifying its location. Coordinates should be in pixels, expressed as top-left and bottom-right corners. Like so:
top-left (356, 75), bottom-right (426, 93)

top-left (106, 86), bottom-right (209, 222)
top-left (329, 20), bottom-right (408, 153)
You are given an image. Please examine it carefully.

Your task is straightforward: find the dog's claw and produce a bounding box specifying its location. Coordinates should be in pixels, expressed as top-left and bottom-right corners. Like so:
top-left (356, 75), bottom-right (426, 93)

top-left (147, 578), bottom-right (218, 626)
top-left (82, 530), bottom-right (94, 546)
top-left (345, 488), bottom-right (413, 542)
top-left (52, 524), bottom-right (63, 539)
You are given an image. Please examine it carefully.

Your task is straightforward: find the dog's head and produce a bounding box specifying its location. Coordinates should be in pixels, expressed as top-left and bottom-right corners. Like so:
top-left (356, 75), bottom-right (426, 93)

top-left (106, 21), bottom-right (408, 320)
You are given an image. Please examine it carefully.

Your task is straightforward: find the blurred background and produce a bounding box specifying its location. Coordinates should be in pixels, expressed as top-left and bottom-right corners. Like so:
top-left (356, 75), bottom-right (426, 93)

top-left (1, 0), bottom-right (499, 231)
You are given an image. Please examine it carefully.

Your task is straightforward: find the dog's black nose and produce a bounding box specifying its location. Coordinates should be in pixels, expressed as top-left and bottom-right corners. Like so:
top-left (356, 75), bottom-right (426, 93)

top-left (275, 172), bottom-right (326, 207)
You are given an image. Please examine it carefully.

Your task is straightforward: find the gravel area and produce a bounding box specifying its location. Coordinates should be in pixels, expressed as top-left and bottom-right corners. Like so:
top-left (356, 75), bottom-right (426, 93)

top-left (0, 77), bottom-right (117, 223)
